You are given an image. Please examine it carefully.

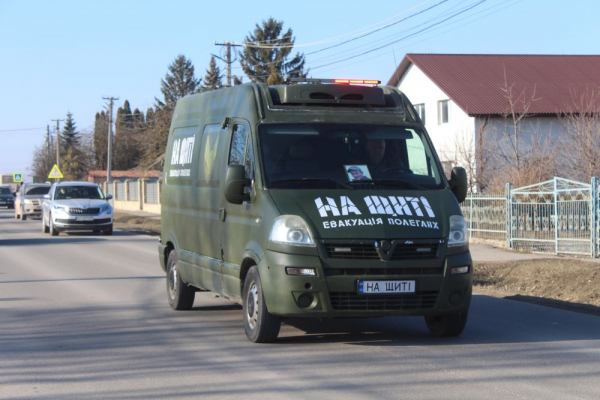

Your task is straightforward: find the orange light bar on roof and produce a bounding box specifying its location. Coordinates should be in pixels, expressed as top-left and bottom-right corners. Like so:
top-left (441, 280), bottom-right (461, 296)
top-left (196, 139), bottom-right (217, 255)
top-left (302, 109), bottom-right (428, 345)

top-left (334, 79), bottom-right (381, 85)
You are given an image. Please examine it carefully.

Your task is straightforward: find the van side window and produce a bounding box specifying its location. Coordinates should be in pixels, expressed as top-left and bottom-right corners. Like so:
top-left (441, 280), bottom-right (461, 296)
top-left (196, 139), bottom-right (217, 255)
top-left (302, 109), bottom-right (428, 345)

top-left (229, 124), bottom-right (254, 179)
top-left (197, 124), bottom-right (222, 187)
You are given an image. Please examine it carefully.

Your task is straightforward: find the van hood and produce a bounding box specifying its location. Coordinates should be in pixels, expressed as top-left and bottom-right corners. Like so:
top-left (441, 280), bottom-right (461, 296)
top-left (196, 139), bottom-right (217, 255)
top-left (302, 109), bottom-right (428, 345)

top-left (268, 189), bottom-right (461, 240)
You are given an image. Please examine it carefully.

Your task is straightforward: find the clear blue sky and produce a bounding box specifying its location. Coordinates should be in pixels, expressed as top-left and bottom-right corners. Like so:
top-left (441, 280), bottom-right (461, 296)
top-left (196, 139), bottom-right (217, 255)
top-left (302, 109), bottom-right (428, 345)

top-left (1, 0), bottom-right (598, 180)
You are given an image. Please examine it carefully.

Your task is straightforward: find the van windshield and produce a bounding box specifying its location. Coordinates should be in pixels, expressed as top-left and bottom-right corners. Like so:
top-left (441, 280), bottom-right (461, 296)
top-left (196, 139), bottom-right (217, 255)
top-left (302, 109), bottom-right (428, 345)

top-left (258, 124), bottom-right (445, 190)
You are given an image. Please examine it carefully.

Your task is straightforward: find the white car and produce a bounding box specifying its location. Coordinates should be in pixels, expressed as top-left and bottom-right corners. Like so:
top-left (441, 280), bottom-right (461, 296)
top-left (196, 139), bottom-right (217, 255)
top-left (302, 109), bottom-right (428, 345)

top-left (42, 182), bottom-right (114, 236)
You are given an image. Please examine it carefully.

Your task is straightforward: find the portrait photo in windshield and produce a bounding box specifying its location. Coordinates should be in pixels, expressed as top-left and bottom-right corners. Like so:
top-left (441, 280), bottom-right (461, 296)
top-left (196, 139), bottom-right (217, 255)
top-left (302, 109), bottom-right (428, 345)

top-left (258, 124), bottom-right (444, 190)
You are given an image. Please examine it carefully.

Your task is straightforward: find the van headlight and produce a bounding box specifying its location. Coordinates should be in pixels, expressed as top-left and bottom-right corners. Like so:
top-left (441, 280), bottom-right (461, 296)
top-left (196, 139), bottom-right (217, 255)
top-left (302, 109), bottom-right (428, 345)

top-left (269, 215), bottom-right (315, 247)
top-left (448, 215), bottom-right (468, 248)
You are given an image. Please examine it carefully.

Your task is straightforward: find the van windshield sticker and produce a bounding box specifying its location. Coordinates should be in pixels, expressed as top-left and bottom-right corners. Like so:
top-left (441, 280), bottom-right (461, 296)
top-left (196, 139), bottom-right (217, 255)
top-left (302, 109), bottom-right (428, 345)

top-left (314, 196), bottom-right (439, 230)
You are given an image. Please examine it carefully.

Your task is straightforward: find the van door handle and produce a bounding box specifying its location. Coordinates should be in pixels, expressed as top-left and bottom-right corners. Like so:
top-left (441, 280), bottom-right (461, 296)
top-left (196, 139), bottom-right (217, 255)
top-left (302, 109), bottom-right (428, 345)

top-left (219, 208), bottom-right (226, 222)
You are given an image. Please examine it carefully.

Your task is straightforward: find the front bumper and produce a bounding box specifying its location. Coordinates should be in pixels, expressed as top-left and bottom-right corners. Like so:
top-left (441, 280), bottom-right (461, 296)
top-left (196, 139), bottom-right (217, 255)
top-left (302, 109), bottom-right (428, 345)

top-left (258, 249), bottom-right (472, 318)
top-left (52, 217), bottom-right (113, 231)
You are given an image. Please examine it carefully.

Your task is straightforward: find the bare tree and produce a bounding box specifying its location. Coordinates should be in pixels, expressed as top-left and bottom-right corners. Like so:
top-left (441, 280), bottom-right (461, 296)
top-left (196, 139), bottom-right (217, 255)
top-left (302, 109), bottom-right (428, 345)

top-left (558, 88), bottom-right (600, 181)
top-left (489, 67), bottom-right (560, 189)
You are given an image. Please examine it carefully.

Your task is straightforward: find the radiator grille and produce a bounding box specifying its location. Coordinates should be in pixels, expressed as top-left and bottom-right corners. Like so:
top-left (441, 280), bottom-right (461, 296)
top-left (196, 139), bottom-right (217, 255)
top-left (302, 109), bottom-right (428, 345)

top-left (324, 267), bottom-right (443, 276)
top-left (330, 291), bottom-right (438, 311)
top-left (323, 240), bottom-right (441, 260)
top-left (56, 218), bottom-right (111, 225)
top-left (68, 208), bottom-right (100, 215)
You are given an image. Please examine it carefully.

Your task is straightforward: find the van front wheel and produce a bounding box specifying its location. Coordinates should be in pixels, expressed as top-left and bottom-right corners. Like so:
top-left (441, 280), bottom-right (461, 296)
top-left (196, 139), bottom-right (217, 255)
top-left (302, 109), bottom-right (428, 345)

top-left (243, 266), bottom-right (281, 343)
top-left (166, 250), bottom-right (195, 310)
top-left (425, 311), bottom-right (468, 337)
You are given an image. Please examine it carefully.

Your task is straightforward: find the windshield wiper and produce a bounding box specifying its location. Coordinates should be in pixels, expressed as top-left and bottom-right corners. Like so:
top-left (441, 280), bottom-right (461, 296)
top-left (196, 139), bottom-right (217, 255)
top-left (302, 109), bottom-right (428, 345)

top-left (269, 178), bottom-right (352, 189)
top-left (351, 179), bottom-right (425, 190)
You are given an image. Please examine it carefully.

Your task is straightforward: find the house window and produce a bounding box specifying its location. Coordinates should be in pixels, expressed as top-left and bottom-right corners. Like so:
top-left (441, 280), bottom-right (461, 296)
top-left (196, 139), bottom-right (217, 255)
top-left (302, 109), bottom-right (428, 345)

top-left (414, 103), bottom-right (426, 123)
top-left (438, 100), bottom-right (449, 125)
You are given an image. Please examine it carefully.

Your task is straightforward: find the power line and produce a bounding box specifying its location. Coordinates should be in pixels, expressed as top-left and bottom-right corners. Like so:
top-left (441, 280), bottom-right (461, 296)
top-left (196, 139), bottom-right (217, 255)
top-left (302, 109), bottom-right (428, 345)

top-left (0, 127), bottom-right (46, 133)
top-left (311, 0), bottom-right (488, 70)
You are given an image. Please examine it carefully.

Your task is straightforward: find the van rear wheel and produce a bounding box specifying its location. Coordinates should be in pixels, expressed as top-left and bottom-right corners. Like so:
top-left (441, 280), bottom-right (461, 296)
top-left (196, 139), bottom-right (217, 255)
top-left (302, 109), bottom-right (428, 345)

top-left (242, 266), bottom-right (281, 343)
top-left (425, 311), bottom-right (468, 337)
top-left (166, 250), bottom-right (195, 310)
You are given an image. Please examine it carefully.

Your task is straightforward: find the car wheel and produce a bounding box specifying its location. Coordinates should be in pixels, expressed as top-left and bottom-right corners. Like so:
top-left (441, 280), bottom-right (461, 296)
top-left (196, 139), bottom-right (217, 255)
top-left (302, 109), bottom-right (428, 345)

top-left (166, 250), bottom-right (195, 310)
top-left (242, 266), bottom-right (281, 343)
top-left (49, 215), bottom-right (59, 236)
top-left (21, 214), bottom-right (27, 221)
top-left (103, 225), bottom-right (113, 236)
top-left (42, 214), bottom-right (49, 233)
top-left (424, 311), bottom-right (468, 337)
top-left (15, 212), bottom-right (20, 220)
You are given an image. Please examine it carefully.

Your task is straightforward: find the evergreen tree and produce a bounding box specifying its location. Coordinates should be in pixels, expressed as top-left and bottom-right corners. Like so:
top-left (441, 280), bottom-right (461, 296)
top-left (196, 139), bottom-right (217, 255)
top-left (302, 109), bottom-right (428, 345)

top-left (201, 56), bottom-right (223, 91)
top-left (61, 112), bottom-right (79, 152)
top-left (114, 100), bottom-right (144, 170)
top-left (158, 54), bottom-right (202, 107)
top-left (239, 18), bottom-right (307, 84)
top-left (61, 147), bottom-right (86, 181)
top-left (93, 111), bottom-right (108, 170)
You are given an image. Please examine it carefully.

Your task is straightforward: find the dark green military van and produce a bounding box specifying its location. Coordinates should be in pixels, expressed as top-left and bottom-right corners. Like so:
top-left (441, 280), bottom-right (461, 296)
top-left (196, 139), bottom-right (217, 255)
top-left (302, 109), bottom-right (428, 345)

top-left (159, 78), bottom-right (471, 343)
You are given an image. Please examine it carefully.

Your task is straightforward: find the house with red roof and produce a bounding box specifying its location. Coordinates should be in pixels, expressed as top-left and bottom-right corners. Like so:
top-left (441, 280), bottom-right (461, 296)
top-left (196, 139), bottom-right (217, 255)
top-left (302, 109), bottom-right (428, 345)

top-left (388, 54), bottom-right (600, 189)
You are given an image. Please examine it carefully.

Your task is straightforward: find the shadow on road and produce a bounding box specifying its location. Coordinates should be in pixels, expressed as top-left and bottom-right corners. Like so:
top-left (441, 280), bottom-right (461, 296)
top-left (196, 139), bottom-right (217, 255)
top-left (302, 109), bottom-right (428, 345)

top-left (0, 237), bottom-right (106, 246)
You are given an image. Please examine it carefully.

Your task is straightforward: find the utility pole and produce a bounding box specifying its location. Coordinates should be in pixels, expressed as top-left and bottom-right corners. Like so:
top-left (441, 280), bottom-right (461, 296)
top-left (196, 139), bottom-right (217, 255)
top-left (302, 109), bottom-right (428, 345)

top-left (46, 125), bottom-right (50, 159)
top-left (214, 41), bottom-right (244, 87)
top-left (51, 119), bottom-right (64, 169)
top-left (103, 96), bottom-right (119, 182)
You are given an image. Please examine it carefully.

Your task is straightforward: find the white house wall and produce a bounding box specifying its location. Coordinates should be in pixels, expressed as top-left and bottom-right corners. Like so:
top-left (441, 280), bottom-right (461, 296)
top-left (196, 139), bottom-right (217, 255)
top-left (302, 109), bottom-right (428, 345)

top-left (397, 64), bottom-right (476, 173)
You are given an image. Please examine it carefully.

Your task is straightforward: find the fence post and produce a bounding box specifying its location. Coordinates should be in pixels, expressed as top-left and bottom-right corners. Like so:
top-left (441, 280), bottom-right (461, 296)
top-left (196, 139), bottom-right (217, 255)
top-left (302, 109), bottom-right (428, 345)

top-left (469, 194), bottom-right (473, 239)
top-left (553, 177), bottom-right (559, 255)
top-left (592, 177), bottom-right (598, 258)
top-left (112, 180), bottom-right (117, 201)
top-left (157, 179), bottom-right (162, 205)
top-left (506, 182), bottom-right (512, 249)
top-left (139, 179), bottom-right (145, 211)
top-left (125, 179), bottom-right (131, 202)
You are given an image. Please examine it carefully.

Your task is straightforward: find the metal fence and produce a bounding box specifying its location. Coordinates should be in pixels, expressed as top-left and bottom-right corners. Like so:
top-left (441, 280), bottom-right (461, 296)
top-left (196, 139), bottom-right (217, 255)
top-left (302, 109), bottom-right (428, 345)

top-left (128, 181), bottom-right (139, 202)
top-left (462, 191), bottom-right (507, 241)
top-left (145, 182), bottom-right (159, 204)
top-left (461, 177), bottom-right (598, 258)
top-left (115, 182), bottom-right (125, 201)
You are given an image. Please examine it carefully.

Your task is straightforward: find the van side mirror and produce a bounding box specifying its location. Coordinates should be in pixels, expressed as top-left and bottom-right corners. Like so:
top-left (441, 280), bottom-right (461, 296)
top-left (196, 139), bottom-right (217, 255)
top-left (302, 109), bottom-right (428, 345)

top-left (225, 164), bottom-right (251, 204)
top-left (449, 167), bottom-right (468, 203)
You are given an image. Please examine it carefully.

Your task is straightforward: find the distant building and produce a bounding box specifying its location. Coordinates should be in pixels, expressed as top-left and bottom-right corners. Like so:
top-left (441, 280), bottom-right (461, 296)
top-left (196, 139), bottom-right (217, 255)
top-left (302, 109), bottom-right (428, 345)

top-left (1, 173), bottom-right (19, 192)
top-left (87, 170), bottom-right (162, 183)
top-left (387, 54), bottom-right (600, 189)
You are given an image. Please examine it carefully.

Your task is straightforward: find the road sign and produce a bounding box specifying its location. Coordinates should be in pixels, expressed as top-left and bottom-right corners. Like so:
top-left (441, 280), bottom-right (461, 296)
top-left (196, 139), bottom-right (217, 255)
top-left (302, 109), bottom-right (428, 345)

top-left (13, 173), bottom-right (23, 183)
top-left (48, 164), bottom-right (64, 179)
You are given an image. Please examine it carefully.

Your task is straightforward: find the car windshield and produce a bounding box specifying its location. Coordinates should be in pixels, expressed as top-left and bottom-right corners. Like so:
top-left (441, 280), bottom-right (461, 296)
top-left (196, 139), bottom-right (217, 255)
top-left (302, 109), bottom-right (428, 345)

top-left (258, 123), bottom-right (445, 190)
top-left (0, 188), bottom-right (10, 195)
top-left (25, 186), bottom-right (50, 195)
top-left (54, 186), bottom-right (104, 200)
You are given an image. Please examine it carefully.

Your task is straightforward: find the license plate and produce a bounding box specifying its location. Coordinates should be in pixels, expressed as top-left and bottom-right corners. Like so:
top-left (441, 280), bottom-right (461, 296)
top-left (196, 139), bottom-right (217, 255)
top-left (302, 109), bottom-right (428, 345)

top-left (357, 280), bottom-right (416, 295)
top-left (77, 216), bottom-right (94, 221)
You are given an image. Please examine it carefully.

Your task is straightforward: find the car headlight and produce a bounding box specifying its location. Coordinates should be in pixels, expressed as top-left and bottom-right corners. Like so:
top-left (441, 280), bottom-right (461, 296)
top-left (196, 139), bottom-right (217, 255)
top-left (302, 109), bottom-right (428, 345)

top-left (448, 215), bottom-right (468, 248)
top-left (24, 199), bottom-right (33, 204)
top-left (53, 204), bottom-right (69, 213)
top-left (100, 204), bottom-right (112, 214)
top-left (269, 215), bottom-right (315, 247)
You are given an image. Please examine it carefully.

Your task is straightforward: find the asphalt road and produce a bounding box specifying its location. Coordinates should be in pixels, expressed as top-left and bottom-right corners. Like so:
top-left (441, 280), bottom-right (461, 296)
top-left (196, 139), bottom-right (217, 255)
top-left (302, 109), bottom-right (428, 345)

top-left (2, 208), bottom-right (600, 399)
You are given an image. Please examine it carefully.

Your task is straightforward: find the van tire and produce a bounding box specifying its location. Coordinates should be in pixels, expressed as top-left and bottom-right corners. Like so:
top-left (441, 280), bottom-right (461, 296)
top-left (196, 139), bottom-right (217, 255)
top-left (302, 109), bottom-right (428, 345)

top-left (166, 250), bottom-right (195, 310)
top-left (425, 311), bottom-right (468, 337)
top-left (242, 266), bottom-right (281, 343)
